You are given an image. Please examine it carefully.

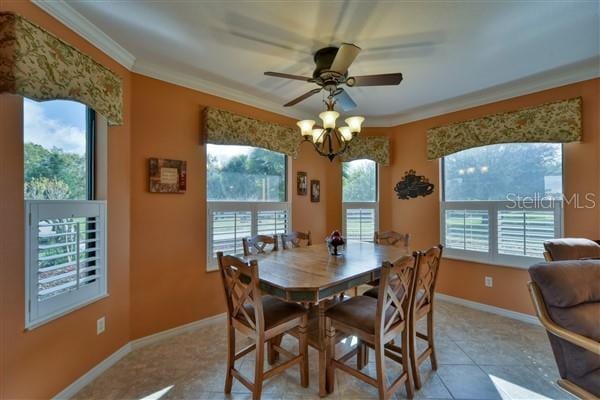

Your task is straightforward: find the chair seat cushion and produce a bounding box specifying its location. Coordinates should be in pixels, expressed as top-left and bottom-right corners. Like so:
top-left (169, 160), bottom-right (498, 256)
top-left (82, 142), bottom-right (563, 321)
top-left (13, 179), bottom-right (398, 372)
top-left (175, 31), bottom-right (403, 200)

top-left (363, 286), bottom-right (380, 298)
top-left (240, 295), bottom-right (306, 330)
top-left (325, 295), bottom-right (401, 334)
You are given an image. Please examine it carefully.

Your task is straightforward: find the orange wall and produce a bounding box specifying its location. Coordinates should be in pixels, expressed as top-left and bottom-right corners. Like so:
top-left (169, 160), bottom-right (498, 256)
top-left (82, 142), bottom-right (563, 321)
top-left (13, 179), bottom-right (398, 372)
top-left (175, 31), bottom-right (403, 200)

top-left (129, 74), bottom-right (341, 339)
top-left (1, 2), bottom-right (598, 398)
top-left (379, 78), bottom-right (600, 314)
top-left (0, 1), bottom-right (132, 399)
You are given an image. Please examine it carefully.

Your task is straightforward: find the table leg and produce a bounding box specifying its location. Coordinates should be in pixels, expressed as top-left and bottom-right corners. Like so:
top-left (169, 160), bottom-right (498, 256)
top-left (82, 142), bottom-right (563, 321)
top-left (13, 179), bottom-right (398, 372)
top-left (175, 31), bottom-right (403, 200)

top-left (318, 300), bottom-right (328, 397)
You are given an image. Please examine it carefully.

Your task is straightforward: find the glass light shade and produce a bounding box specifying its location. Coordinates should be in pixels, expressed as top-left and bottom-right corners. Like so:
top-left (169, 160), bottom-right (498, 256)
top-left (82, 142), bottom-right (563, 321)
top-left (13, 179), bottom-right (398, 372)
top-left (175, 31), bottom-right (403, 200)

top-left (319, 111), bottom-right (340, 129)
top-left (312, 128), bottom-right (324, 143)
top-left (345, 116), bottom-right (365, 133)
top-left (297, 119), bottom-right (315, 138)
top-left (338, 126), bottom-right (353, 142)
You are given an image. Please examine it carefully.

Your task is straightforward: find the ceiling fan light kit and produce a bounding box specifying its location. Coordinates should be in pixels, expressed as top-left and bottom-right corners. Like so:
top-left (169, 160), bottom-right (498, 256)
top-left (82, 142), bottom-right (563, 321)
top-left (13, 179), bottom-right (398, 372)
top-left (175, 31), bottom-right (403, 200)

top-left (266, 42), bottom-right (402, 160)
top-left (296, 96), bottom-right (364, 161)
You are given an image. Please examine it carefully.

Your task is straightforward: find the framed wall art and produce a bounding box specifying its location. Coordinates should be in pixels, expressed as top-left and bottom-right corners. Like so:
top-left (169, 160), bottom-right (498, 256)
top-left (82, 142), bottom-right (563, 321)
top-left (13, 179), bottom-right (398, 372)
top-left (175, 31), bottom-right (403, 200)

top-left (148, 158), bottom-right (187, 193)
top-left (297, 171), bottom-right (308, 195)
top-left (310, 179), bottom-right (320, 203)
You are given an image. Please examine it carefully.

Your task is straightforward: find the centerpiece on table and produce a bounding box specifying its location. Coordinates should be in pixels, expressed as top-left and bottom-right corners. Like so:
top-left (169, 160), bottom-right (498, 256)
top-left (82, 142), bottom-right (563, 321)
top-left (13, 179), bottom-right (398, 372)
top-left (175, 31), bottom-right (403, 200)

top-left (326, 230), bottom-right (346, 256)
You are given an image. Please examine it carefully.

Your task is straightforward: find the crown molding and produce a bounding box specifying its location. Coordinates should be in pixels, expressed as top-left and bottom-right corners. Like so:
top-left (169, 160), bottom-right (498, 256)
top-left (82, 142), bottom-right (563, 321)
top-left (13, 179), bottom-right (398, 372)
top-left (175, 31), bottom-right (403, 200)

top-left (29, 0), bottom-right (598, 127)
top-left (31, 0), bottom-right (136, 70)
top-left (133, 60), bottom-right (313, 122)
top-left (367, 57), bottom-right (600, 127)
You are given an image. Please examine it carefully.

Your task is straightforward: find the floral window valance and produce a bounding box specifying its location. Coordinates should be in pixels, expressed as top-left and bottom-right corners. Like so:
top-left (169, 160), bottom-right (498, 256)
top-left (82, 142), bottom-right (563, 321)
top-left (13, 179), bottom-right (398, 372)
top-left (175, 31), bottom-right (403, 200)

top-left (338, 135), bottom-right (390, 166)
top-left (202, 107), bottom-right (302, 158)
top-left (202, 107), bottom-right (390, 164)
top-left (0, 12), bottom-right (123, 125)
top-left (426, 97), bottom-right (582, 160)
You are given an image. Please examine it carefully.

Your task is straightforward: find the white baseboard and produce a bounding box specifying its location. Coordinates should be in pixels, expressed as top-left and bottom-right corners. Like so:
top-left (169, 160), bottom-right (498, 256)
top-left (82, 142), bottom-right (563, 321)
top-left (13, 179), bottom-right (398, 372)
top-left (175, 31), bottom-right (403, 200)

top-left (52, 312), bottom-right (227, 399)
top-left (130, 313), bottom-right (227, 350)
top-left (436, 293), bottom-right (541, 326)
top-left (53, 343), bottom-right (131, 400)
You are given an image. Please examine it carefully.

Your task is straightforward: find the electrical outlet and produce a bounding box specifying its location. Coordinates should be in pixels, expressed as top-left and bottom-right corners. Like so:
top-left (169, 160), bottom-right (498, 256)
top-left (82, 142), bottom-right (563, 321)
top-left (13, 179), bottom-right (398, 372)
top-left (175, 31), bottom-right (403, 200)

top-left (97, 316), bottom-right (105, 335)
top-left (485, 276), bottom-right (493, 288)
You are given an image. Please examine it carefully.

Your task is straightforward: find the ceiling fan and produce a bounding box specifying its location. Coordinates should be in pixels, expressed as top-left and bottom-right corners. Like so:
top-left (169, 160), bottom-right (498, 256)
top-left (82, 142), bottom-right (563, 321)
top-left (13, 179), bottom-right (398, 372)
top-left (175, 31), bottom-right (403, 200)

top-left (264, 43), bottom-right (403, 111)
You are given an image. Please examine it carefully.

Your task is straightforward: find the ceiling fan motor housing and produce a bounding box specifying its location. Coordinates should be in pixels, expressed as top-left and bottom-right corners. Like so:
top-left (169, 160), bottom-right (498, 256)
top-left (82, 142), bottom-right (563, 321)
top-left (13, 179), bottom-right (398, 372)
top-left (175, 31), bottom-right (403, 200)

top-left (313, 47), bottom-right (347, 80)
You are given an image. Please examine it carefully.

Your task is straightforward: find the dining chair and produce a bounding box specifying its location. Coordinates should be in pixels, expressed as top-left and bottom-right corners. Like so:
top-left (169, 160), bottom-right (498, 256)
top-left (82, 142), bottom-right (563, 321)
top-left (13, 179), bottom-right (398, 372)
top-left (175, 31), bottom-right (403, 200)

top-left (374, 231), bottom-right (411, 248)
top-left (365, 231), bottom-right (411, 289)
top-left (217, 252), bottom-right (309, 400)
top-left (281, 231), bottom-right (312, 249)
top-left (409, 245), bottom-right (443, 389)
top-left (242, 234), bottom-right (279, 257)
top-left (325, 254), bottom-right (418, 400)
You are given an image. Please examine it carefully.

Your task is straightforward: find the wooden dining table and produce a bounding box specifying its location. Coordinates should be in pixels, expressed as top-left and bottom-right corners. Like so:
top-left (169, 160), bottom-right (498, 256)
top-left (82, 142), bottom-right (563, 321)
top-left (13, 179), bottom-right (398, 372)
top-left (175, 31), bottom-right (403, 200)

top-left (244, 242), bottom-right (410, 397)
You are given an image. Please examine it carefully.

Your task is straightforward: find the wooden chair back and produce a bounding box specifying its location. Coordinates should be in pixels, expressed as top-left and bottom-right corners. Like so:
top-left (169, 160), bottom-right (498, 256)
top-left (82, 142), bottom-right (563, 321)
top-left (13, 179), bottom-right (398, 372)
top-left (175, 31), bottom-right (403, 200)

top-left (374, 231), bottom-right (410, 247)
top-left (281, 231), bottom-right (312, 249)
top-left (412, 245), bottom-right (443, 316)
top-left (217, 252), bottom-right (264, 332)
top-left (375, 254), bottom-right (418, 340)
top-left (242, 234), bottom-right (279, 257)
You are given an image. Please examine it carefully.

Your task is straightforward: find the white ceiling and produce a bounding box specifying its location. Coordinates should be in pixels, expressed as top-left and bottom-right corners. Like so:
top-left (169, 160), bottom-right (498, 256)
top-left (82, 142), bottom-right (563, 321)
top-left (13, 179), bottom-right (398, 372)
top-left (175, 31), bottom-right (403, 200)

top-left (52, 1), bottom-right (599, 125)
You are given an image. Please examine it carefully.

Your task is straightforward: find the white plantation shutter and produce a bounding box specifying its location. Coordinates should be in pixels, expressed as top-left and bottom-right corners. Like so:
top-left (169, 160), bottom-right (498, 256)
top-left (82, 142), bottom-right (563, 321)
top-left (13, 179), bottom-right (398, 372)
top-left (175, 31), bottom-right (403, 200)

top-left (210, 210), bottom-right (252, 258)
top-left (343, 204), bottom-right (378, 242)
top-left (497, 209), bottom-right (558, 258)
top-left (26, 201), bottom-right (107, 327)
top-left (257, 209), bottom-right (288, 235)
top-left (207, 202), bottom-right (290, 269)
top-left (444, 209), bottom-right (489, 252)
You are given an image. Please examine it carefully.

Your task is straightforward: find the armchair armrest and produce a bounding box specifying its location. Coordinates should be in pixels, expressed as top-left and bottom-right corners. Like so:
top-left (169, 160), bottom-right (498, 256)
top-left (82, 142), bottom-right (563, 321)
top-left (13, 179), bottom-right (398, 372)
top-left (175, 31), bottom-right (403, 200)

top-left (528, 281), bottom-right (600, 355)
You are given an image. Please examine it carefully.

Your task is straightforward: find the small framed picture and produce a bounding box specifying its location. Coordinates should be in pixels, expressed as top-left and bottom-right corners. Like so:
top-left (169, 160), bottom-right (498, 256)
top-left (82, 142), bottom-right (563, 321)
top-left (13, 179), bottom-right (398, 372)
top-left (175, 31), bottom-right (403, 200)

top-left (297, 171), bottom-right (308, 195)
top-left (310, 179), bottom-right (320, 203)
top-left (148, 158), bottom-right (187, 193)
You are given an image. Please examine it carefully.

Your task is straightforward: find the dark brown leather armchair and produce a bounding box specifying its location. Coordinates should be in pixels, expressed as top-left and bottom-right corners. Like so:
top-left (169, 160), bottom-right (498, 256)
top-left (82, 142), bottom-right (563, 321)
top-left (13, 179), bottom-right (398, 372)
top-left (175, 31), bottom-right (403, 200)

top-left (528, 261), bottom-right (600, 399)
top-left (543, 238), bottom-right (600, 261)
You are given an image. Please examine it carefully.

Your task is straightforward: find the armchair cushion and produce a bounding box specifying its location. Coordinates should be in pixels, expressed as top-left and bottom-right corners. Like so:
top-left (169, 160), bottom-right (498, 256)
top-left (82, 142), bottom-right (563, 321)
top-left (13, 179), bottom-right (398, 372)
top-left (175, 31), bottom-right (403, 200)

top-left (543, 238), bottom-right (600, 261)
top-left (529, 261), bottom-right (600, 395)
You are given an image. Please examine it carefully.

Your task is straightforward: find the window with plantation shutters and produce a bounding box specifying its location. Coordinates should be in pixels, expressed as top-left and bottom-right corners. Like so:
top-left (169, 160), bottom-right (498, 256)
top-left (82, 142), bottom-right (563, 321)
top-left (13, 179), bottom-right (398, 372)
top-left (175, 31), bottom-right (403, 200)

top-left (26, 201), bottom-right (107, 328)
top-left (206, 144), bottom-right (290, 270)
top-left (441, 143), bottom-right (563, 268)
top-left (342, 160), bottom-right (378, 242)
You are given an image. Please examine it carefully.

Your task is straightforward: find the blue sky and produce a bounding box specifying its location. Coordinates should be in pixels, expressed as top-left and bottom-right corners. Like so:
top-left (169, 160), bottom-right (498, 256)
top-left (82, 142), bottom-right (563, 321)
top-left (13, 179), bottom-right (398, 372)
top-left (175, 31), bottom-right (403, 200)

top-left (24, 98), bottom-right (87, 155)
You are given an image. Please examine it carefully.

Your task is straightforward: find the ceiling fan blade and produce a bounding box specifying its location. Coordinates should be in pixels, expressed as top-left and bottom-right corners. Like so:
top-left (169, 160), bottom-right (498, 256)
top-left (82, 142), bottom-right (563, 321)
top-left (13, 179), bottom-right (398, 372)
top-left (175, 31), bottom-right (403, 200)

top-left (334, 89), bottom-right (357, 112)
top-left (347, 73), bottom-right (403, 87)
top-left (284, 88), bottom-right (322, 107)
top-left (329, 43), bottom-right (361, 74)
top-left (264, 71), bottom-right (312, 81)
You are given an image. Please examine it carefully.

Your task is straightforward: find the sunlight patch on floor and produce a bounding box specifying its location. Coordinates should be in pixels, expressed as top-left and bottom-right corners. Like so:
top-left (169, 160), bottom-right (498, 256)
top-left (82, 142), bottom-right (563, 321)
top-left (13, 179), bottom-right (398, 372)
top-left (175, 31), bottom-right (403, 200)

top-left (489, 375), bottom-right (551, 400)
top-left (138, 385), bottom-right (174, 400)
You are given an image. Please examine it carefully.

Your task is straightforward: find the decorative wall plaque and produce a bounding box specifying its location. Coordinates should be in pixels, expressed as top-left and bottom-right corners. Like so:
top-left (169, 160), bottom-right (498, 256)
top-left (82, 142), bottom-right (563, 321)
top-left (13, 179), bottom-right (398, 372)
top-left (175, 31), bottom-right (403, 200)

top-left (149, 158), bottom-right (187, 193)
top-left (310, 180), bottom-right (320, 203)
top-left (297, 171), bottom-right (308, 195)
top-left (394, 170), bottom-right (434, 199)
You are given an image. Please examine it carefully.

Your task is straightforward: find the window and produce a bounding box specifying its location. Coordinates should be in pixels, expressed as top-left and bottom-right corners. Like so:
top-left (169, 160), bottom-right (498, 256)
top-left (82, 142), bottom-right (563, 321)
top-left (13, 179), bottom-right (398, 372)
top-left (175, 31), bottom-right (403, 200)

top-left (206, 144), bottom-right (289, 268)
top-left (342, 159), bottom-right (378, 241)
top-left (23, 99), bottom-right (105, 328)
top-left (441, 143), bottom-right (563, 267)
top-left (24, 98), bottom-right (95, 200)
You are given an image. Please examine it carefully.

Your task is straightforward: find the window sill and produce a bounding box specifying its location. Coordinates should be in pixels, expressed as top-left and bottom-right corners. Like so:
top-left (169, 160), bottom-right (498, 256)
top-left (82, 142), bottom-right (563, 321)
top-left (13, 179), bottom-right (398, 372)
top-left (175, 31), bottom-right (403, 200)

top-left (442, 254), bottom-right (544, 270)
top-left (25, 293), bottom-right (109, 331)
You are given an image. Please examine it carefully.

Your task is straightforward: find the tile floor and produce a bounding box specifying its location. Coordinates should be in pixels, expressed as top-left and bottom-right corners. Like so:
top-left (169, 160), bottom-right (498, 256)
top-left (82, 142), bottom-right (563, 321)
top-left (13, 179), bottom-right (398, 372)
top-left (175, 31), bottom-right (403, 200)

top-left (73, 301), bottom-right (574, 400)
